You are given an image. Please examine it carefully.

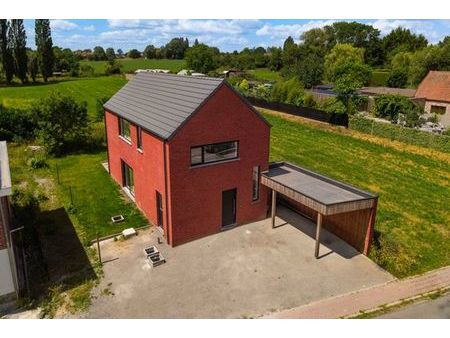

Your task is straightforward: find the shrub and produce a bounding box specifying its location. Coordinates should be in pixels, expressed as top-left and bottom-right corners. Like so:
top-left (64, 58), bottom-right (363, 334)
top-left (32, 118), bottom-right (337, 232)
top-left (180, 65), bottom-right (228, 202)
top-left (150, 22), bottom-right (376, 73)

top-left (271, 78), bottom-right (304, 104)
top-left (32, 92), bottom-right (89, 156)
top-left (387, 68), bottom-right (408, 88)
top-left (373, 94), bottom-right (423, 124)
top-left (95, 96), bottom-right (111, 122)
top-left (28, 156), bottom-right (48, 169)
top-left (238, 79), bottom-right (249, 91)
top-left (349, 115), bottom-right (450, 153)
top-left (80, 64), bottom-right (95, 77)
top-left (104, 60), bottom-right (122, 75)
top-left (0, 105), bottom-right (37, 141)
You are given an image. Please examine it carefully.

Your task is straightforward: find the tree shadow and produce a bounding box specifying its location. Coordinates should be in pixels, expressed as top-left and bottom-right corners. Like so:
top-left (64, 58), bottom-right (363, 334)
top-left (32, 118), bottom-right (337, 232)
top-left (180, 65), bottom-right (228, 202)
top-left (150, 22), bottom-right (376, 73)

top-left (26, 207), bottom-right (96, 298)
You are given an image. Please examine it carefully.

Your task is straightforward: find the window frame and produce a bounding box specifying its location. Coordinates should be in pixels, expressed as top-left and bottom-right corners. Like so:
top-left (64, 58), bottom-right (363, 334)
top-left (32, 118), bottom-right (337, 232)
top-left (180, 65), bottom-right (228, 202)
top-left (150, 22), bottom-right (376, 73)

top-left (121, 160), bottom-right (135, 196)
top-left (118, 117), bottom-right (131, 142)
top-left (252, 165), bottom-right (260, 202)
top-left (190, 140), bottom-right (239, 167)
top-left (430, 105), bottom-right (446, 115)
top-left (136, 126), bottom-right (143, 151)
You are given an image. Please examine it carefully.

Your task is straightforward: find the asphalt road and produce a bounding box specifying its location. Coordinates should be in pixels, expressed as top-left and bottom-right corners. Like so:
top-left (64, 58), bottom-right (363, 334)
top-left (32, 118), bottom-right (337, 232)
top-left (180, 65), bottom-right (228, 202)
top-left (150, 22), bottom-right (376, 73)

top-left (377, 294), bottom-right (450, 319)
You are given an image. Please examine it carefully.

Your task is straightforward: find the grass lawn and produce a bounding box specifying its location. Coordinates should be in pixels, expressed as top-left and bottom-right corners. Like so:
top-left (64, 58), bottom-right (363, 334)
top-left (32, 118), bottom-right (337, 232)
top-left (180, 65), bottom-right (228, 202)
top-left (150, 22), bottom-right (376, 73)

top-left (370, 70), bottom-right (390, 86)
top-left (80, 58), bottom-right (186, 75)
top-left (262, 111), bottom-right (450, 278)
top-left (0, 76), bottom-right (127, 119)
top-left (50, 151), bottom-right (148, 240)
top-left (247, 68), bottom-right (282, 82)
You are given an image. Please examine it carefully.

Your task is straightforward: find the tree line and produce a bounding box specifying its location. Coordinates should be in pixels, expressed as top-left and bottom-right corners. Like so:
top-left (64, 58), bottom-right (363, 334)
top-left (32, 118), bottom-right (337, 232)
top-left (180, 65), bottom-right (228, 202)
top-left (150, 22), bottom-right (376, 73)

top-left (0, 19), bottom-right (54, 84)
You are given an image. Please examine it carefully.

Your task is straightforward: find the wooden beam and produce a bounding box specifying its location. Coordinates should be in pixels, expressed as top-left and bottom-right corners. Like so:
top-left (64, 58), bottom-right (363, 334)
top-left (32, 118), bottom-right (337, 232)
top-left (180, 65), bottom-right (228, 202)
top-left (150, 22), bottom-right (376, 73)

top-left (271, 189), bottom-right (277, 228)
top-left (363, 198), bottom-right (378, 255)
top-left (315, 213), bottom-right (323, 258)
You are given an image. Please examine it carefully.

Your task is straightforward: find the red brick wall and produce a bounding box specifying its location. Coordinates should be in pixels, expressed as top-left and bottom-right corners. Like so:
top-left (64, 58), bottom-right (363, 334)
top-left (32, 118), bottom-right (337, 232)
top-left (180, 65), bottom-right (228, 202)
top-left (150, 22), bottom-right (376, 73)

top-left (167, 84), bottom-right (270, 245)
top-left (105, 111), bottom-right (169, 239)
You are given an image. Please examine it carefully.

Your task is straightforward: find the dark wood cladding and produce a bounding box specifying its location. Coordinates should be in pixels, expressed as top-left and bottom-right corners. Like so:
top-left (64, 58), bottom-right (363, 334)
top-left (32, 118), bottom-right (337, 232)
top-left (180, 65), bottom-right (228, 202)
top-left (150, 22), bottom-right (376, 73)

top-left (279, 195), bottom-right (375, 255)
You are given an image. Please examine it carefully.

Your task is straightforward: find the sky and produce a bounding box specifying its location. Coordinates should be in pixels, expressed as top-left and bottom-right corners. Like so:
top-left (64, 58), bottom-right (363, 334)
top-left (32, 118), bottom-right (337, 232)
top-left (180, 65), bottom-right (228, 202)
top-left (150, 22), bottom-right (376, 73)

top-left (23, 19), bottom-right (450, 52)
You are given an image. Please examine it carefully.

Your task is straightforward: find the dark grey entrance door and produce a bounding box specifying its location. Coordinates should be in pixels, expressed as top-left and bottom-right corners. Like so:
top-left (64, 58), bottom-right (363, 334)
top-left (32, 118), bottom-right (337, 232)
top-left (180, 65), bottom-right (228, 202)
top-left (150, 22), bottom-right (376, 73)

top-left (156, 191), bottom-right (163, 229)
top-left (222, 189), bottom-right (236, 227)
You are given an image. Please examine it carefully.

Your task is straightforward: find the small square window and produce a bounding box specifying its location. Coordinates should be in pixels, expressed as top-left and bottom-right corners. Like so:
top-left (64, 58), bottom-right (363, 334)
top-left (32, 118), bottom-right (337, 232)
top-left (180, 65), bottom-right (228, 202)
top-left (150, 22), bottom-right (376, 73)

top-left (137, 126), bottom-right (143, 150)
top-left (119, 117), bottom-right (131, 141)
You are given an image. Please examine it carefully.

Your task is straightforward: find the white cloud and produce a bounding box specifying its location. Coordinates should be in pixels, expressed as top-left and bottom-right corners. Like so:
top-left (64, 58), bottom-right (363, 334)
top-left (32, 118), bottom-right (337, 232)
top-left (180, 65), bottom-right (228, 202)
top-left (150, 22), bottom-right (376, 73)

top-left (256, 20), bottom-right (337, 40)
top-left (51, 19), bottom-right (78, 31)
top-left (369, 19), bottom-right (443, 43)
top-left (83, 25), bottom-right (96, 32)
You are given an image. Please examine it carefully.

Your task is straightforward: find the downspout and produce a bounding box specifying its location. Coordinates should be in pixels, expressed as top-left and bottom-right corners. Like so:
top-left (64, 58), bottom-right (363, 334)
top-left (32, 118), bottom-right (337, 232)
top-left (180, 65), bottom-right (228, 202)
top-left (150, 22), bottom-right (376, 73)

top-left (1, 197), bottom-right (19, 298)
top-left (163, 141), bottom-right (170, 245)
top-left (103, 109), bottom-right (110, 173)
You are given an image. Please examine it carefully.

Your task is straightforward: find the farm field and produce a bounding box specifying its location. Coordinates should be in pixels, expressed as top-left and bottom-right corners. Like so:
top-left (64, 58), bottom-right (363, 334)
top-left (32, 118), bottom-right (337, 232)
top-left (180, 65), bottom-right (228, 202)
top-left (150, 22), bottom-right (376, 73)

top-left (263, 111), bottom-right (449, 278)
top-left (247, 68), bottom-right (282, 82)
top-left (0, 76), bottom-right (126, 118)
top-left (80, 58), bottom-right (186, 74)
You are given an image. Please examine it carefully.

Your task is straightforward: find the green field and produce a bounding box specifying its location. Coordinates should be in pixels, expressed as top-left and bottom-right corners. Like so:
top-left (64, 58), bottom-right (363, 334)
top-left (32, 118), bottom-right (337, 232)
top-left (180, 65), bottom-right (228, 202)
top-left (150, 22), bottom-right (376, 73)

top-left (370, 70), bottom-right (390, 86)
top-left (0, 76), bottom-right (127, 118)
top-left (263, 111), bottom-right (449, 277)
top-left (80, 58), bottom-right (186, 74)
top-left (247, 68), bottom-right (282, 82)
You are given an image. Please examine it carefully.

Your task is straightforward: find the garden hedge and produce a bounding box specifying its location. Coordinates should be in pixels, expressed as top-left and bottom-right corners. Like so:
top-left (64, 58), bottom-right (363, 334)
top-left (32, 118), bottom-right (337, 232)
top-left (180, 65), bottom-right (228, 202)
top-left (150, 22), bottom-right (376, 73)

top-left (349, 115), bottom-right (450, 153)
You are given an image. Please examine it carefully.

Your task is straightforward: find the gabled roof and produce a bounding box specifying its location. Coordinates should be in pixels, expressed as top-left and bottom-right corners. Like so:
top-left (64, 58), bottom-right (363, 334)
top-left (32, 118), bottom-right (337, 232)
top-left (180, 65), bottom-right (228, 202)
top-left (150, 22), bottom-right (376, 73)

top-left (0, 141), bottom-right (12, 197)
top-left (104, 73), bottom-right (225, 140)
top-left (415, 71), bottom-right (450, 103)
top-left (359, 86), bottom-right (416, 98)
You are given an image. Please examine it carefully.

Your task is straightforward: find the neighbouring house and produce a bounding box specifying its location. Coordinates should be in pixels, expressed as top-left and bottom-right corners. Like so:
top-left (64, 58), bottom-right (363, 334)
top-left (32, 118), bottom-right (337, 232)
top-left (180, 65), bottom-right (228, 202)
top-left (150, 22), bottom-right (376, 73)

top-left (104, 73), bottom-right (271, 246)
top-left (0, 142), bottom-right (18, 302)
top-left (414, 71), bottom-right (450, 128)
top-left (222, 69), bottom-right (245, 78)
top-left (104, 73), bottom-right (378, 256)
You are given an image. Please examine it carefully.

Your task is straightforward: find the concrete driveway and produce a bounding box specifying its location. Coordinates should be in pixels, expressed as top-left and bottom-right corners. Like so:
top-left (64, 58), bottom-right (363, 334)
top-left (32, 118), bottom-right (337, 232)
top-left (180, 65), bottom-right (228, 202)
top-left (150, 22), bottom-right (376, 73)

top-left (82, 206), bottom-right (393, 318)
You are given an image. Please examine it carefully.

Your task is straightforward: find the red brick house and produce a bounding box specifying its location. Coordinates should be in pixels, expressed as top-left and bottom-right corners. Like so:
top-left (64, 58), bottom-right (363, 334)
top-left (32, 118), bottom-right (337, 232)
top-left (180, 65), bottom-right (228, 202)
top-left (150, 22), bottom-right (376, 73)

top-left (104, 73), bottom-right (271, 246)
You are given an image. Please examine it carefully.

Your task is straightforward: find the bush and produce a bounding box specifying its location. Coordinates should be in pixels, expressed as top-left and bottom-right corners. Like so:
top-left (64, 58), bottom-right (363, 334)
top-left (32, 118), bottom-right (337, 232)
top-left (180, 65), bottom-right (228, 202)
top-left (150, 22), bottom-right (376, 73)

top-left (0, 105), bottom-right (37, 141)
top-left (373, 94), bottom-right (422, 124)
top-left (80, 64), bottom-right (95, 77)
top-left (387, 68), bottom-right (408, 88)
top-left (32, 92), bottom-right (89, 156)
top-left (28, 156), bottom-right (48, 169)
top-left (238, 79), bottom-right (249, 91)
top-left (104, 60), bottom-right (122, 75)
top-left (271, 78), bottom-right (304, 104)
top-left (349, 115), bottom-right (450, 153)
top-left (95, 96), bottom-right (111, 122)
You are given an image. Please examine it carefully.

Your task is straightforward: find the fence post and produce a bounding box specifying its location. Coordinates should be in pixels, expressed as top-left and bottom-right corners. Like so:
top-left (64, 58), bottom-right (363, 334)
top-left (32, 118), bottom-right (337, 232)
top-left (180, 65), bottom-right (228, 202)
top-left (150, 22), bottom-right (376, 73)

top-left (56, 164), bottom-right (60, 184)
top-left (69, 186), bottom-right (73, 205)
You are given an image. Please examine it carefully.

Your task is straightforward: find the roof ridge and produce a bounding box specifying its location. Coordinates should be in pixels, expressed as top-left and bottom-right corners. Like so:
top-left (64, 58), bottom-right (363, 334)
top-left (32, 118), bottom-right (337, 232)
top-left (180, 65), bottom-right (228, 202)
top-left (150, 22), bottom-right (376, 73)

top-left (137, 72), bottom-right (224, 82)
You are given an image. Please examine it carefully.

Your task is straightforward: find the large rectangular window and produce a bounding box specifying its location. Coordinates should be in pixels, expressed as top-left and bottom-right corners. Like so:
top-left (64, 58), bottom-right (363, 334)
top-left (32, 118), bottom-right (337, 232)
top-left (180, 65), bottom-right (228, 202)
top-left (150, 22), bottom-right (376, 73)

top-left (137, 126), bottom-right (143, 150)
top-left (252, 166), bottom-right (260, 201)
top-left (190, 141), bottom-right (238, 166)
top-left (431, 105), bottom-right (446, 115)
top-left (121, 160), bottom-right (135, 195)
top-left (118, 117), bottom-right (131, 142)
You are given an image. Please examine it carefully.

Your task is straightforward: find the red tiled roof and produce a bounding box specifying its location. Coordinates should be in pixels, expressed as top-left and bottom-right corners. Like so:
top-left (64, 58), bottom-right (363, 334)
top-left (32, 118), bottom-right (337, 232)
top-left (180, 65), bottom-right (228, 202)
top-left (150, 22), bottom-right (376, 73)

top-left (415, 71), bottom-right (450, 103)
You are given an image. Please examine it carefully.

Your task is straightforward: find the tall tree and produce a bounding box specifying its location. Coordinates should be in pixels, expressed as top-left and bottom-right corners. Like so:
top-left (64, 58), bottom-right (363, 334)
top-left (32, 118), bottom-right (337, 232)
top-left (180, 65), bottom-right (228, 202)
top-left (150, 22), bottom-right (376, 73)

top-left (0, 20), bottom-right (14, 84)
top-left (382, 27), bottom-right (428, 62)
top-left (10, 19), bottom-right (28, 83)
top-left (105, 47), bottom-right (116, 61)
top-left (35, 19), bottom-right (54, 82)
top-left (324, 43), bottom-right (364, 82)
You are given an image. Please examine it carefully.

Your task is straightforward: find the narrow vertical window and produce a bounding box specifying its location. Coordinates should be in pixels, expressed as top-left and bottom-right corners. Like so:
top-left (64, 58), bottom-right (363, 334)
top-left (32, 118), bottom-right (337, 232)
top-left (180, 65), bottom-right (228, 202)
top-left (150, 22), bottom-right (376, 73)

top-left (121, 160), bottom-right (135, 195)
top-left (118, 117), bottom-right (131, 141)
top-left (252, 166), bottom-right (260, 201)
top-left (137, 126), bottom-right (143, 150)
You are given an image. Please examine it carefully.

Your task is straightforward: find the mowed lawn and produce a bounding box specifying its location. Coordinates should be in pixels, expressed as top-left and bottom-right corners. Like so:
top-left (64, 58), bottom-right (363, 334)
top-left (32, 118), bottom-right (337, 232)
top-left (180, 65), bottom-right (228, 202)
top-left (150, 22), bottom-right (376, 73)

top-left (0, 76), bottom-right (127, 118)
top-left (247, 68), bottom-right (282, 82)
top-left (80, 58), bottom-right (186, 74)
top-left (263, 112), bottom-right (450, 278)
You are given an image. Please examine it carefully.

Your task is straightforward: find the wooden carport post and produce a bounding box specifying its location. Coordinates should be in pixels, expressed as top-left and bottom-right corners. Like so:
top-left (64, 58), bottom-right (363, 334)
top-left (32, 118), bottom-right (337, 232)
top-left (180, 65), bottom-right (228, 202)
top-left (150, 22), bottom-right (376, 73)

top-left (315, 213), bottom-right (323, 258)
top-left (271, 189), bottom-right (277, 228)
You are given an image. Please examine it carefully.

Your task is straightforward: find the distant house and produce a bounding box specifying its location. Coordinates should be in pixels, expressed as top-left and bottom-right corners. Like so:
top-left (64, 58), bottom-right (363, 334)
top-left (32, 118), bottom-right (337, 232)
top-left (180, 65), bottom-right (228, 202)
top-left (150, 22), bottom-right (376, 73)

top-left (0, 142), bottom-right (18, 302)
top-left (414, 71), bottom-right (450, 127)
top-left (222, 69), bottom-right (244, 78)
top-left (104, 73), bottom-right (271, 246)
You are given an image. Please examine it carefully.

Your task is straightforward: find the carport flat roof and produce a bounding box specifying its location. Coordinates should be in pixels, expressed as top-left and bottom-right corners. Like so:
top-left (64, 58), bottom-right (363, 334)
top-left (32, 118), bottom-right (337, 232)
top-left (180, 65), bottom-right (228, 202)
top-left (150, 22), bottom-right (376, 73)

top-left (262, 162), bottom-right (377, 215)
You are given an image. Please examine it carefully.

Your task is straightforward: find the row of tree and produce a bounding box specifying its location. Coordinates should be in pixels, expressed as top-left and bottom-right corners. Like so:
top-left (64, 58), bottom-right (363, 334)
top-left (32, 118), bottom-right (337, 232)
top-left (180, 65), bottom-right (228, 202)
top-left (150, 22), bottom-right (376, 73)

top-left (0, 19), bottom-right (54, 84)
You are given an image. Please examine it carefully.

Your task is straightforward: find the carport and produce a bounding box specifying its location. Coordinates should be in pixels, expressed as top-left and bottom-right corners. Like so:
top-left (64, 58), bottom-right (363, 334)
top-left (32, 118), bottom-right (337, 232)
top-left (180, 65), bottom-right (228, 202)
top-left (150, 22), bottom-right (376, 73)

top-left (261, 162), bottom-right (378, 258)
